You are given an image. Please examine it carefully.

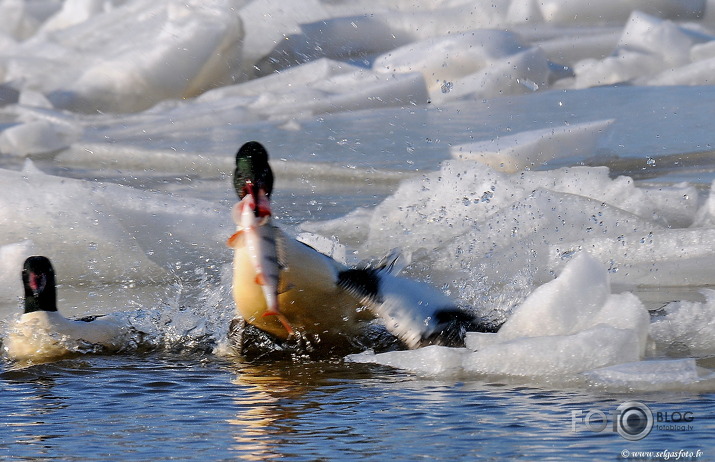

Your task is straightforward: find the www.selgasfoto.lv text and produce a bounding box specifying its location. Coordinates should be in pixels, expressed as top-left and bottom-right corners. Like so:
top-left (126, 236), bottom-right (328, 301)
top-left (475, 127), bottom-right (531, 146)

top-left (621, 449), bottom-right (704, 460)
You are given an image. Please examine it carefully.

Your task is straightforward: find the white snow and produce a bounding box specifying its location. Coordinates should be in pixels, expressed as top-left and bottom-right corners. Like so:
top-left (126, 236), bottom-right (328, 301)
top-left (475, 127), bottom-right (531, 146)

top-left (0, 162), bottom-right (231, 301)
top-left (649, 290), bottom-right (715, 358)
top-left (0, 119), bottom-right (79, 156)
top-left (373, 30), bottom-right (550, 103)
top-left (450, 119), bottom-right (614, 172)
top-left (0, 240), bottom-right (35, 304)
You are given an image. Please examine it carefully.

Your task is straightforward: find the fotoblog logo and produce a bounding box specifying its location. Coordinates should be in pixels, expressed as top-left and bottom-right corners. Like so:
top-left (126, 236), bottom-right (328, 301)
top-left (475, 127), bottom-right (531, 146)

top-left (571, 401), bottom-right (654, 441)
top-left (613, 402), bottom-right (654, 441)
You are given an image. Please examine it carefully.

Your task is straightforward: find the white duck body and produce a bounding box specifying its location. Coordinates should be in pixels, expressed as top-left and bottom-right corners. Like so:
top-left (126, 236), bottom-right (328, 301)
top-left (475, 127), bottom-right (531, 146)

top-left (368, 273), bottom-right (461, 349)
top-left (4, 311), bottom-right (127, 362)
top-left (229, 217), bottom-right (373, 344)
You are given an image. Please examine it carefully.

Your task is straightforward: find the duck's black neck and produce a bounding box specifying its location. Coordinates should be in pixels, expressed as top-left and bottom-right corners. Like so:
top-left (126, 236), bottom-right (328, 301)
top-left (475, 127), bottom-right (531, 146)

top-left (24, 285), bottom-right (57, 313)
top-left (22, 256), bottom-right (58, 313)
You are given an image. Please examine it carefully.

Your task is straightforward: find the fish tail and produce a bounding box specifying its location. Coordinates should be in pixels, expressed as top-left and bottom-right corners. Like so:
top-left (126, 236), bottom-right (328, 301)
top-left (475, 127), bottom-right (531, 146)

top-left (262, 310), bottom-right (294, 336)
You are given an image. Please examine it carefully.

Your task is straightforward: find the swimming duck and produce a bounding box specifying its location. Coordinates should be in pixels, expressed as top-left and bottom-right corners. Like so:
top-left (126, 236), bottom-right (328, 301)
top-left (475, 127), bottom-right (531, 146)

top-left (2, 256), bottom-right (129, 362)
top-left (227, 141), bottom-right (491, 355)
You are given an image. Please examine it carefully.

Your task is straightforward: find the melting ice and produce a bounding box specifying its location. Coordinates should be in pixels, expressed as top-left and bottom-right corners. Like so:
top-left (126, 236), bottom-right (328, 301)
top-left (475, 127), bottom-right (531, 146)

top-left (1, 0), bottom-right (715, 388)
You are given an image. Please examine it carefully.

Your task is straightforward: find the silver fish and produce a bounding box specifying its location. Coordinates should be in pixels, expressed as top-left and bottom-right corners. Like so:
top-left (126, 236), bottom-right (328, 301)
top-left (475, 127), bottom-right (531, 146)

top-left (227, 193), bottom-right (293, 337)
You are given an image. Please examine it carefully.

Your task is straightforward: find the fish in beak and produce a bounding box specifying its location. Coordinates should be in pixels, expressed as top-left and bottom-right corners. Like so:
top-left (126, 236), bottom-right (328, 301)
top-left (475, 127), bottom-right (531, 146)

top-left (227, 192), bottom-right (293, 338)
top-left (227, 142), bottom-right (370, 347)
top-left (228, 141), bottom-right (293, 337)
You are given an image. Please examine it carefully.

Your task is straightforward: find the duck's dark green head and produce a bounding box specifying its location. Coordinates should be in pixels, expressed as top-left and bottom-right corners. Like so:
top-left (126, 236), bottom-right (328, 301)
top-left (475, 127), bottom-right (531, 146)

top-left (233, 141), bottom-right (274, 201)
top-left (22, 256), bottom-right (57, 313)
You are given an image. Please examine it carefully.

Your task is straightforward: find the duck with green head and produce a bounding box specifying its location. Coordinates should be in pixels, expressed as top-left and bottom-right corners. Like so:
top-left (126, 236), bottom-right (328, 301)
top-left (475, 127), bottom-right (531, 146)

top-left (226, 141), bottom-right (494, 355)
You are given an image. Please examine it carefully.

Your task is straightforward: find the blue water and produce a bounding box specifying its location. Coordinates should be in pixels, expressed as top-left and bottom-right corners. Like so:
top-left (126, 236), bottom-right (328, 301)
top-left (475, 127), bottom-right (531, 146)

top-left (1, 354), bottom-right (713, 461)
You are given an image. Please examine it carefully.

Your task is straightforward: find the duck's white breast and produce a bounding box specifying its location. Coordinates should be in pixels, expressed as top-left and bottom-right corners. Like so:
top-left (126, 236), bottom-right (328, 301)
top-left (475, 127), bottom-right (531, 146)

top-left (4, 311), bottom-right (126, 362)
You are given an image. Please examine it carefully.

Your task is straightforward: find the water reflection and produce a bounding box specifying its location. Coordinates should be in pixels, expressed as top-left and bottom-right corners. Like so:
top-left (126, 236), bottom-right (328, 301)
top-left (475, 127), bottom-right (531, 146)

top-left (225, 360), bottom-right (380, 460)
top-left (226, 371), bottom-right (292, 460)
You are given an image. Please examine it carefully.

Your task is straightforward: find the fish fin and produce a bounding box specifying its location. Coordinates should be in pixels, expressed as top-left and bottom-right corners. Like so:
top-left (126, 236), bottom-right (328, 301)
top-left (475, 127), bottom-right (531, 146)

top-left (255, 273), bottom-right (266, 285)
top-left (262, 310), bottom-right (294, 336)
top-left (226, 230), bottom-right (245, 247)
top-left (337, 268), bottom-right (383, 305)
top-left (277, 283), bottom-right (295, 295)
top-left (231, 201), bottom-right (248, 225)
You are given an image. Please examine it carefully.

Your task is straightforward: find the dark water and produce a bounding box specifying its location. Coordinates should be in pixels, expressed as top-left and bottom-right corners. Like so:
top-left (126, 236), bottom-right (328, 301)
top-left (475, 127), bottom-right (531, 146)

top-left (1, 353), bottom-right (713, 461)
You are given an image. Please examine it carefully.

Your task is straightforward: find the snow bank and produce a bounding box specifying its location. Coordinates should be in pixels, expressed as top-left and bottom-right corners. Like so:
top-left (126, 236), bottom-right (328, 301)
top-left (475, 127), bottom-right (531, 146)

top-left (2, 0), bottom-right (715, 166)
top-left (649, 289), bottom-right (715, 357)
top-left (0, 162), bottom-right (231, 302)
top-left (0, 119), bottom-right (79, 157)
top-left (0, 0), bottom-right (62, 40)
top-left (573, 11), bottom-right (715, 88)
top-left (349, 251), bottom-right (715, 389)
top-left (305, 158), bottom-right (704, 315)
top-left (463, 253), bottom-right (649, 376)
top-left (0, 0), bottom-right (244, 114)
top-left (350, 252), bottom-right (715, 389)
top-left (495, 254), bottom-right (648, 342)
top-left (450, 119), bottom-right (614, 172)
top-left (235, 0), bottom-right (330, 79)
top-left (373, 30), bottom-right (549, 103)
top-left (51, 2), bottom-right (243, 113)
top-left (538, 0), bottom-right (704, 24)
top-left (692, 179), bottom-right (715, 227)
top-left (0, 0), bottom-right (713, 121)
top-left (204, 58), bottom-right (429, 119)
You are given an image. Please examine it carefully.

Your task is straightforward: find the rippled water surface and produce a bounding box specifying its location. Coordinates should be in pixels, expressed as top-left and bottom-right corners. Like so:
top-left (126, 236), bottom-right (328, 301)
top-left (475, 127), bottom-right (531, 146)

top-left (1, 354), bottom-right (712, 461)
